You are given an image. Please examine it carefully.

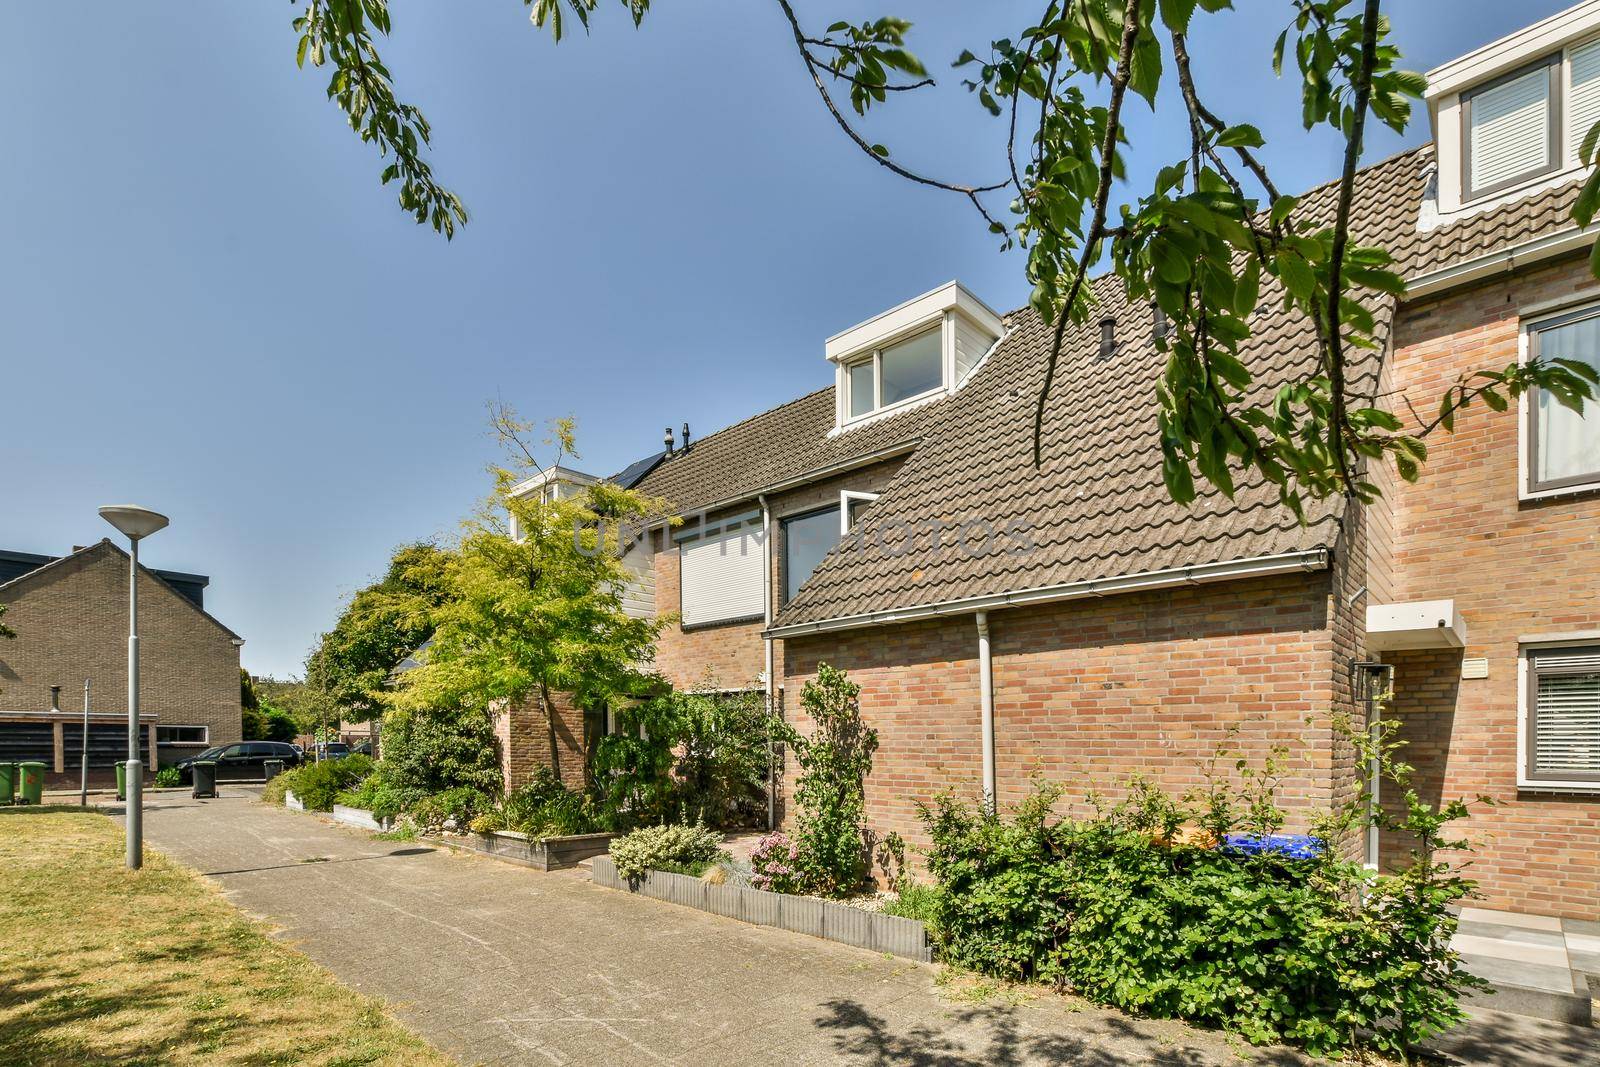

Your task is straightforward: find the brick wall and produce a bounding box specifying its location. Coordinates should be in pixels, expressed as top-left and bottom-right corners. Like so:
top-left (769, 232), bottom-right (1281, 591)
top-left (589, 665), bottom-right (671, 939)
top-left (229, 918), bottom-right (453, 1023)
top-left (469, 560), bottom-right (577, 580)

top-left (493, 690), bottom-right (590, 794)
top-left (783, 571), bottom-right (1351, 855)
top-left (1384, 251), bottom-right (1600, 919)
top-left (0, 541), bottom-right (242, 779)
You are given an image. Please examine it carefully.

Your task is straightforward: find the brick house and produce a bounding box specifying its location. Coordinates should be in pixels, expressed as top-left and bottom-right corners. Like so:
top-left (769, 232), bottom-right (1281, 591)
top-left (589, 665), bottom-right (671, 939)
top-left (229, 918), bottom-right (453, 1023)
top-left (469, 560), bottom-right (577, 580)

top-left (0, 540), bottom-right (244, 788)
top-left (526, 9), bottom-right (1600, 920)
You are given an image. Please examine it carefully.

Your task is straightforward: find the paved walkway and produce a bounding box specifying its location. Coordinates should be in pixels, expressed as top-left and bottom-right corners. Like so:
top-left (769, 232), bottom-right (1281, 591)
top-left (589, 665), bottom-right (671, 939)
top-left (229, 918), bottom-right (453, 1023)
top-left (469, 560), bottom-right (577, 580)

top-left (134, 790), bottom-right (1592, 1066)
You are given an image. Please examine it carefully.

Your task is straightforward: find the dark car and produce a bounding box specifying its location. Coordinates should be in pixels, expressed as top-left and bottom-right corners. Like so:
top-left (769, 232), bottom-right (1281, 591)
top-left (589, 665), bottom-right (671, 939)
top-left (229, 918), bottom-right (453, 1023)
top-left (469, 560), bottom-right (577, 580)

top-left (173, 741), bottom-right (302, 783)
top-left (311, 742), bottom-right (351, 761)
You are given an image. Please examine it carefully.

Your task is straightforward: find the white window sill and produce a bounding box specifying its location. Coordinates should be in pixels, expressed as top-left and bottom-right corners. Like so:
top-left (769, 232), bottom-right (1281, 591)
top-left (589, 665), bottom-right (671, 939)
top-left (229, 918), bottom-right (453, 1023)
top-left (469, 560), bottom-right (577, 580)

top-left (831, 387), bottom-right (946, 437)
top-left (1520, 477), bottom-right (1600, 503)
top-left (1517, 778), bottom-right (1600, 793)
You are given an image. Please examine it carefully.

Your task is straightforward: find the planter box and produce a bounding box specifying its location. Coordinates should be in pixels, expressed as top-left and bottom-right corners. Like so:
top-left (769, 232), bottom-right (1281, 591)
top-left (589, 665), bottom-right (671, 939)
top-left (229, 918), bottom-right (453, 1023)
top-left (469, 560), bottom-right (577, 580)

top-left (284, 790), bottom-right (305, 812)
top-left (331, 804), bottom-right (392, 832)
top-left (453, 830), bottom-right (617, 871)
top-left (588, 854), bottom-right (932, 962)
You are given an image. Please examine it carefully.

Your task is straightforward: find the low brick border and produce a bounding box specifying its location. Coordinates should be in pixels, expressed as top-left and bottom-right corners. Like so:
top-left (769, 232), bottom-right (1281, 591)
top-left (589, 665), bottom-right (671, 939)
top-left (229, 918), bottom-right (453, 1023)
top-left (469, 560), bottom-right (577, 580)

top-left (284, 790), bottom-right (305, 812)
top-left (590, 854), bottom-right (933, 962)
top-left (331, 804), bottom-right (392, 832)
top-left (442, 830), bottom-right (617, 872)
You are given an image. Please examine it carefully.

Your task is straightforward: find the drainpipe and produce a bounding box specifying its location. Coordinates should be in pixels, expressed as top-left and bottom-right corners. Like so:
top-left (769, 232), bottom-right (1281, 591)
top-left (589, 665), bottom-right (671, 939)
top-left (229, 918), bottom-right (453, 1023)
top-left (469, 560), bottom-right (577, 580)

top-left (759, 494), bottom-right (776, 830)
top-left (976, 611), bottom-right (995, 815)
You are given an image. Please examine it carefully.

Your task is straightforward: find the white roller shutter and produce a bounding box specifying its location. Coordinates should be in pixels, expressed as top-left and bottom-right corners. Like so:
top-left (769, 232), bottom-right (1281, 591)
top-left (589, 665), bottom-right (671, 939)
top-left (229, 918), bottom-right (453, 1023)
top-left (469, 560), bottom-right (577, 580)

top-left (679, 523), bottom-right (765, 627)
top-left (1569, 39), bottom-right (1600, 162)
top-left (1531, 647), bottom-right (1600, 780)
top-left (1468, 65), bottom-right (1551, 193)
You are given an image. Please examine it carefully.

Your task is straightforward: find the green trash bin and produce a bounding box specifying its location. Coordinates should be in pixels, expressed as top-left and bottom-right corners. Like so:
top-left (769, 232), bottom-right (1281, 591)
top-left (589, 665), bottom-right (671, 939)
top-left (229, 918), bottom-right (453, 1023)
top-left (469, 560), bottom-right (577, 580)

top-left (115, 761), bottom-right (128, 802)
top-left (0, 762), bottom-right (15, 805)
top-left (17, 761), bottom-right (45, 805)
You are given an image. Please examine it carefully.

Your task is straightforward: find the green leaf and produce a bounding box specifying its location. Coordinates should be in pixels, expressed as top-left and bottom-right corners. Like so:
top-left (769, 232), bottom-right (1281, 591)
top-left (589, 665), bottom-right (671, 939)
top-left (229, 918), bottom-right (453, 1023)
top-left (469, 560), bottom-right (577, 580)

top-left (1275, 251), bottom-right (1316, 305)
top-left (1131, 29), bottom-right (1163, 106)
top-left (1216, 124), bottom-right (1265, 149)
top-left (1158, 0), bottom-right (1198, 34)
top-left (1574, 167), bottom-right (1600, 227)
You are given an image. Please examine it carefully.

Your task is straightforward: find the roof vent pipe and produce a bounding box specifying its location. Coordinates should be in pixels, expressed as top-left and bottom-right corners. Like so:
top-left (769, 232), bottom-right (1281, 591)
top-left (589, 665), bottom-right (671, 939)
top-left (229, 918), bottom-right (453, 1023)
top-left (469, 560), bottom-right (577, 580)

top-left (663, 426), bottom-right (675, 455)
top-left (1151, 302), bottom-right (1168, 345)
top-left (1098, 316), bottom-right (1118, 360)
top-left (50, 685), bottom-right (61, 712)
top-left (682, 422), bottom-right (691, 450)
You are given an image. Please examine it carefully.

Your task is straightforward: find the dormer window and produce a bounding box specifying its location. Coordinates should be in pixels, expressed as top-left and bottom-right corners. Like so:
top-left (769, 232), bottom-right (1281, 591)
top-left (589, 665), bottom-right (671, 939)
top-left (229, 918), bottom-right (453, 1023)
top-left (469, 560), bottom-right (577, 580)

top-left (1427, 6), bottom-right (1600, 220)
top-left (845, 327), bottom-right (943, 419)
top-left (827, 281), bottom-right (1003, 431)
top-left (1462, 57), bottom-right (1560, 201)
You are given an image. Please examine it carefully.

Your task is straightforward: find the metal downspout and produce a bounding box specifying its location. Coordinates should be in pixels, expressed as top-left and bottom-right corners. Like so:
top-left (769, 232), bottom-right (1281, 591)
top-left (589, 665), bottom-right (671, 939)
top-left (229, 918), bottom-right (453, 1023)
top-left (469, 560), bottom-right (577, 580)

top-left (977, 610), bottom-right (995, 815)
top-left (760, 494), bottom-right (776, 830)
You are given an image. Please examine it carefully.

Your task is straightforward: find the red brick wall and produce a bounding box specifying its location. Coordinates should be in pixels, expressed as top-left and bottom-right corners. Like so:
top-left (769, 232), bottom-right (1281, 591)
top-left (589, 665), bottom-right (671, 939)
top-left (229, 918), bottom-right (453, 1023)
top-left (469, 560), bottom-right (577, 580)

top-left (1384, 252), bottom-right (1600, 919)
top-left (493, 691), bottom-right (589, 793)
top-left (783, 572), bottom-right (1349, 854)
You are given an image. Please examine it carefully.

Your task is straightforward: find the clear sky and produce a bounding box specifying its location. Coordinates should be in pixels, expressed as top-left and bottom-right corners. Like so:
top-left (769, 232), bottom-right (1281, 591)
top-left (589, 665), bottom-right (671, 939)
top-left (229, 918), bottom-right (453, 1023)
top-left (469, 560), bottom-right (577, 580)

top-left (0, 2), bottom-right (1572, 678)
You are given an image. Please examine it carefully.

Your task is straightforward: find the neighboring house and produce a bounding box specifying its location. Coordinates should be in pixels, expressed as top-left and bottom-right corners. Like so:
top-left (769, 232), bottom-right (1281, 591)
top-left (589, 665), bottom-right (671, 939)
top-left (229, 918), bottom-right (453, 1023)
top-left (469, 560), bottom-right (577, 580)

top-left (517, 6), bottom-right (1600, 922)
top-left (0, 540), bottom-right (244, 788)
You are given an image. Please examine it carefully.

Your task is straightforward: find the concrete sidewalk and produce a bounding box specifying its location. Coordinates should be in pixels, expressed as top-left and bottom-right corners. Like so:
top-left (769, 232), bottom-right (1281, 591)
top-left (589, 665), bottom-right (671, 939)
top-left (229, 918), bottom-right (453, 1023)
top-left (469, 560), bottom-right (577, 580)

top-left (132, 790), bottom-right (1593, 1066)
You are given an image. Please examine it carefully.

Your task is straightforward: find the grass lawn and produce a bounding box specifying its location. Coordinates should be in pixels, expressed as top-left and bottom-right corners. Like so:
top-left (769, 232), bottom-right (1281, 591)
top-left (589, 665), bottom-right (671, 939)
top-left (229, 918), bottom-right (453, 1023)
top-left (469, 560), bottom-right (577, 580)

top-left (0, 808), bottom-right (454, 1066)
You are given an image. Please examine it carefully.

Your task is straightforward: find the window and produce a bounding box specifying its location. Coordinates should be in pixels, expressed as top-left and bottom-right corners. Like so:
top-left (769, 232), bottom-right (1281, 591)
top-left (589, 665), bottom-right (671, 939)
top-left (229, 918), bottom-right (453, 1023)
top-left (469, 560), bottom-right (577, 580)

top-left (782, 505), bottom-right (842, 603)
top-left (1525, 645), bottom-right (1600, 787)
top-left (1569, 38), bottom-right (1600, 160)
top-left (841, 490), bottom-right (879, 532)
top-left (1527, 306), bottom-right (1600, 493)
top-left (156, 725), bottom-right (208, 746)
top-left (1462, 55), bottom-right (1559, 201)
top-left (678, 515), bottom-right (765, 627)
top-left (843, 327), bottom-right (943, 420)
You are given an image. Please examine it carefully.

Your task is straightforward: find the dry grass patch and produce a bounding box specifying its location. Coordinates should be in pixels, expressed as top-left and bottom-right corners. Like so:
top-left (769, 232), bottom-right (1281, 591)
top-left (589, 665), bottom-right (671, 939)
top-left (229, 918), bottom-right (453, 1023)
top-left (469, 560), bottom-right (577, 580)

top-left (0, 808), bottom-right (453, 1066)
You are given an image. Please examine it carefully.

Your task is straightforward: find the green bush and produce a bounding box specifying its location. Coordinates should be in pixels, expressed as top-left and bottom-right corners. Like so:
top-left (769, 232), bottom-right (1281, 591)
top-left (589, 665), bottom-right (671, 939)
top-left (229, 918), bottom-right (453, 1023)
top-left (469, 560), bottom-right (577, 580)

top-left (379, 704), bottom-right (501, 797)
top-left (609, 823), bottom-right (725, 884)
top-left (275, 754), bottom-right (375, 811)
top-left (920, 726), bottom-right (1487, 1059)
top-left (775, 664), bottom-right (878, 896)
top-left (333, 764), bottom-right (424, 821)
top-left (882, 880), bottom-right (942, 927)
top-left (154, 766), bottom-right (182, 788)
top-left (409, 785), bottom-right (493, 829)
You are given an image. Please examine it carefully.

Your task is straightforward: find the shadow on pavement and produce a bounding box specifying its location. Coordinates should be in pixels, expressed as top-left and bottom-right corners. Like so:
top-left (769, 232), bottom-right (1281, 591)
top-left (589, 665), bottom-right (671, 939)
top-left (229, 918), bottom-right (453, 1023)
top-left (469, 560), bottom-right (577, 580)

top-left (204, 847), bottom-right (436, 878)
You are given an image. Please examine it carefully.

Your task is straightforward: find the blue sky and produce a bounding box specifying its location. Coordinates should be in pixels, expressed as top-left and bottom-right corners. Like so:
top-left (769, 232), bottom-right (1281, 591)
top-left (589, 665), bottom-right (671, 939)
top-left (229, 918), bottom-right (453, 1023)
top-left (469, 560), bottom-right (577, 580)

top-left (0, 2), bottom-right (1570, 679)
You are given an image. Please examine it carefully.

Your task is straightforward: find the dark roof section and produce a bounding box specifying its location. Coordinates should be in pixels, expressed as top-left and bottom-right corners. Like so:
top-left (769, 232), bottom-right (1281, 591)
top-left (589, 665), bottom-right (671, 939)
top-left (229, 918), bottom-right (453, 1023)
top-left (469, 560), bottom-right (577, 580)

top-left (771, 147), bottom-right (1586, 630)
top-left (610, 451), bottom-right (668, 490)
top-left (629, 385), bottom-right (946, 515)
top-left (0, 546), bottom-right (210, 610)
top-left (0, 540), bottom-right (240, 640)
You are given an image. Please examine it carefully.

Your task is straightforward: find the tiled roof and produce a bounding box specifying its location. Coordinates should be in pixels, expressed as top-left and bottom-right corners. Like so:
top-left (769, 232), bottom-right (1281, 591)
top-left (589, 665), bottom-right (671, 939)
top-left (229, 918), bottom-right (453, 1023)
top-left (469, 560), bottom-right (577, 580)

top-left (767, 146), bottom-right (1586, 630)
top-left (629, 386), bottom-right (944, 515)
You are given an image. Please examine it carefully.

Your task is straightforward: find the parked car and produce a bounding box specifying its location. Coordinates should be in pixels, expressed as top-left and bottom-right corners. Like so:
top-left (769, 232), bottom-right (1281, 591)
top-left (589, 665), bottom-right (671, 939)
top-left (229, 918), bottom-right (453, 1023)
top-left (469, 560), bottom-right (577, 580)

top-left (351, 740), bottom-right (373, 756)
top-left (311, 742), bottom-right (351, 761)
top-left (172, 741), bottom-right (302, 783)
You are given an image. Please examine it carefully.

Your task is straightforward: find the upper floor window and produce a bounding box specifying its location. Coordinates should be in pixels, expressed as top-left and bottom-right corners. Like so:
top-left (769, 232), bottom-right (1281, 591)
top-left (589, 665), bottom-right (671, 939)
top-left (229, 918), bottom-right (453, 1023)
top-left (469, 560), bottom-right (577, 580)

top-left (156, 725), bottom-right (208, 746)
top-left (1527, 306), bottom-right (1600, 494)
top-left (1462, 56), bottom-right (1560, 201)
top-left (845, 327), bottom-right (943, 420)
top-left (781, 505), bottom-right (842, 603)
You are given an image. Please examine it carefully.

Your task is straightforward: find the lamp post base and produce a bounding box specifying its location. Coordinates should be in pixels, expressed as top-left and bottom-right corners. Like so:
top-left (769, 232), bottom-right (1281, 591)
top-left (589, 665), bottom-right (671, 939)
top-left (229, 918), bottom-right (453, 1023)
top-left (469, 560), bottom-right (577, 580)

top-left (125, 758), bottom-right (143, 869)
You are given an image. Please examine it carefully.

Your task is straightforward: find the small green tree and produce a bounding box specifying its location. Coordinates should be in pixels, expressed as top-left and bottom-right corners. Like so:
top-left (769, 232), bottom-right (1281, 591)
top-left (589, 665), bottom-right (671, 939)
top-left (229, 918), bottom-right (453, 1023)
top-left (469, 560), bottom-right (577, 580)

top-left (391, 406), bottom-right (669, 788)
top-left (305, 541), bottom-right (455, 728)
top-left (780, 664), bottom-right (880, 896)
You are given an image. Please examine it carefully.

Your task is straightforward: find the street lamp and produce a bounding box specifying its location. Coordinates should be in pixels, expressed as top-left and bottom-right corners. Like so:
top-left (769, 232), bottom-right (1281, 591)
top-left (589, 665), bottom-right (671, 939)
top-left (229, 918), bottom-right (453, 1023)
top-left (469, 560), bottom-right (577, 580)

top-left (99, 504), bottom-right (169, 870)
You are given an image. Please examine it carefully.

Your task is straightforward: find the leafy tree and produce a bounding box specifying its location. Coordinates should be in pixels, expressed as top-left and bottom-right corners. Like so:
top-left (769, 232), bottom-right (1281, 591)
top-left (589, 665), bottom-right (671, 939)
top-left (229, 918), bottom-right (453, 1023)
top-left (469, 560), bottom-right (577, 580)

top-left (292, 0), bottom-right (1598, 518)
top-left (0, 602), bottom-right (15, 640)
top-left (390, 406), bottom-right (670, 787)
top-left (259, 704), bottom-right (301, 744)
top-left (305, 542), bottom-right (455, 727)
top-left (779, 664), bottom-right (879, 896)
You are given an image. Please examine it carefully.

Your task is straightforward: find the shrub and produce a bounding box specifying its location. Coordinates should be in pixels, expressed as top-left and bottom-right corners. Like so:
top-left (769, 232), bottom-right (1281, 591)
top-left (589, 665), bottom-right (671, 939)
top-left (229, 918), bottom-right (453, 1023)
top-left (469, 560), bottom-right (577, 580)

top-left (154, 766), bottom-right (182, 787)
top-left (748, 831), bottom-right (807, 895)
top-left (776, 664), bottom-right (878, 896)
top-left (467, 769), bottom-right (607, 838)
top-left (671, 689), bottom-right (773, 827)
top-left (275, 754), bottom-right (375, 811)
top-left (333, 764), bottom-right (424, 821)
top-left (409, 785), bottom-right (494, 829)
top-left (609, 823), bottom-right (725, 884)
top-left (882, 880), bottom-right (941, 927)
top-left (920, 724), bottom-right (1488, 1059)
top-left (379, 704), bottom-right (501, 797)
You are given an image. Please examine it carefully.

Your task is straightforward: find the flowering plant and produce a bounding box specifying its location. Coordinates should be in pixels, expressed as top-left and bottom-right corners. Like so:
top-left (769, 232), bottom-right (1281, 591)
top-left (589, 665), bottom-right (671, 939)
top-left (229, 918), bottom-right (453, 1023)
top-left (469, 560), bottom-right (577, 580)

top-left (749, 831), bottom-right (807, 895)
top-left (1220, 832), bottom-right (1324, 861)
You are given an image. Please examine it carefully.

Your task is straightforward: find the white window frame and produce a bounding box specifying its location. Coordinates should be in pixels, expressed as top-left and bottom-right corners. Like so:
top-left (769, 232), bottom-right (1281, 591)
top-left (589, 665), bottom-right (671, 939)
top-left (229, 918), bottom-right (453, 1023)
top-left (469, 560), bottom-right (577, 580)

top-left (1518, 300), bottom-right (1600, 500)
top-left (840, 490), bottom-right (880, 534)
top-left (841, 324), bottom-right (945, 426)
top-left (1517, 635), bottom-right (1600, 792)
top-left (156, 724), bottom-right (210, 747)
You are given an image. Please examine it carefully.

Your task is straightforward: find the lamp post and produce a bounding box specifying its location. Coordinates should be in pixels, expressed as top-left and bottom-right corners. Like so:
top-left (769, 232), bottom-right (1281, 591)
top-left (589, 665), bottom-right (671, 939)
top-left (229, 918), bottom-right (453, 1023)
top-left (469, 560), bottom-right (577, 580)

top-left (99, 504), bottom-right (169, 870)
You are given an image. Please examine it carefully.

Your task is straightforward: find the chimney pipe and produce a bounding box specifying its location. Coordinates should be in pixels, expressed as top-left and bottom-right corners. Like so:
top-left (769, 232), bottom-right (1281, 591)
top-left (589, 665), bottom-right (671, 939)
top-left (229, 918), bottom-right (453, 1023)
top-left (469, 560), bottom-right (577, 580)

top-left (663, 426), bottom-right (675, 455)
top-left (682, 422), bottom-right (691, 450)
top-left (50, 685), bottom-right (61, 712)
top-left (1098, 316), bottom-right (1118, 360)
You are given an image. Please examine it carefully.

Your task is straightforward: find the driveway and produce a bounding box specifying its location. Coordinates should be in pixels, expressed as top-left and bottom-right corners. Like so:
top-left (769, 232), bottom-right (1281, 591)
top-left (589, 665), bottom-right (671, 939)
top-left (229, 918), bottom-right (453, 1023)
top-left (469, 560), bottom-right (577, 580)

top-left (136, 790), bottom-right (1591, 1066)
